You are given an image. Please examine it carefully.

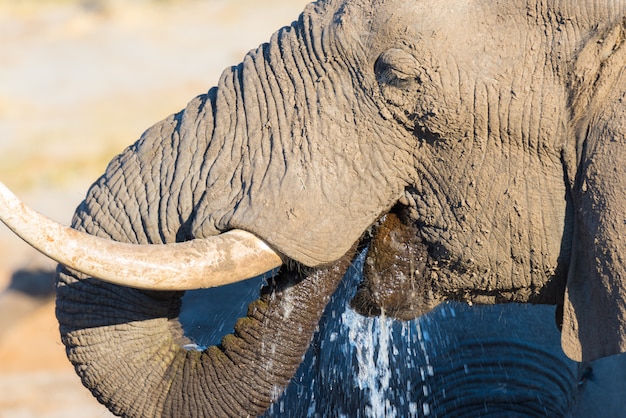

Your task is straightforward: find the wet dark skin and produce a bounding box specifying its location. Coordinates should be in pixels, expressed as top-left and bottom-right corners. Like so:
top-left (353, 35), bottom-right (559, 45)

top-left (352, 208), bottom-right (443, 320)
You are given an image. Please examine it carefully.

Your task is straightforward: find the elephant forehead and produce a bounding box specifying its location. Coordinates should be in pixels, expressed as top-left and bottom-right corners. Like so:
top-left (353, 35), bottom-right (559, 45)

top-left (363, 0), bottom-right (528, 55)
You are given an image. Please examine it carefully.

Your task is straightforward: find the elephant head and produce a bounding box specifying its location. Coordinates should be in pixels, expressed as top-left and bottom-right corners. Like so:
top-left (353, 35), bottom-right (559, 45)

top-left (2, 0), bottom-right (626, 416)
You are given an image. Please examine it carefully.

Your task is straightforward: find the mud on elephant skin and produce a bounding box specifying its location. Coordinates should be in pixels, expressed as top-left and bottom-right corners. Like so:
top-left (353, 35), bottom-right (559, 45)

top-left (2, 0), bottom-right (626, 417)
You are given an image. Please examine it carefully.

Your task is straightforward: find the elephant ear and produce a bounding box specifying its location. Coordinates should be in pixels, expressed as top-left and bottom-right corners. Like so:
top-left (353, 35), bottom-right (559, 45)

top-left (562, 20), bottom-right (626, 362)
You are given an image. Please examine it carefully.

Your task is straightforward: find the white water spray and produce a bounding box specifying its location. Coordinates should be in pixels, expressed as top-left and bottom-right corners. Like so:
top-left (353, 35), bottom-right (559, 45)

top-left (343, 307), bottom-right (396, 417)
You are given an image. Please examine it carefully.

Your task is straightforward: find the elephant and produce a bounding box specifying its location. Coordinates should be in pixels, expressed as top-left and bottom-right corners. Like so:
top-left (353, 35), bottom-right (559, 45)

top-left (1, 0), bottom-right (626, 416)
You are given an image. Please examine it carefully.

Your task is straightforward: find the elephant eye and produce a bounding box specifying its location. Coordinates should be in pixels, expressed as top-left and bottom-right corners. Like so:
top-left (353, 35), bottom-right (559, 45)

top-left (374, 48), bottom-right (422, 88)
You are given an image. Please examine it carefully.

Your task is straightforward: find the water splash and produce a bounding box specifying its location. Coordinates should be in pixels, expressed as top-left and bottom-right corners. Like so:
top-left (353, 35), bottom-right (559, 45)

top-left (337, 299), bottom-right (458, 416)
top-left (345, 308), bottom-right (396, 417)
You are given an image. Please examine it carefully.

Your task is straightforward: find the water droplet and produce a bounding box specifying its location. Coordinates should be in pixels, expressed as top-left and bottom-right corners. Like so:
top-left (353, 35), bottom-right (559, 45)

top-left (423, 402), bottom-right (431, 416)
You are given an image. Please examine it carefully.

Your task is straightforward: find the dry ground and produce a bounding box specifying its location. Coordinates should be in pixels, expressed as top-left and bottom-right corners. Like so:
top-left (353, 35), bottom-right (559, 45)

top-left (0, 1), bottom-right (310, 416)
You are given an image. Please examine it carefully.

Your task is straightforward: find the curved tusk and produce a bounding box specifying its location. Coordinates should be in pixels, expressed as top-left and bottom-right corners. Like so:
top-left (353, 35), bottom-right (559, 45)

top-left (0, 182), bottom-right (283, 290)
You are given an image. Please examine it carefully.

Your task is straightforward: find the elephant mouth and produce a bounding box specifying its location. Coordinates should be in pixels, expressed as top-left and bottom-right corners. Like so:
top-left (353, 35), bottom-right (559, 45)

top-left (0, 180), bottom-right (437, 316)
top-left (0, 181), bottom-right (283, 290)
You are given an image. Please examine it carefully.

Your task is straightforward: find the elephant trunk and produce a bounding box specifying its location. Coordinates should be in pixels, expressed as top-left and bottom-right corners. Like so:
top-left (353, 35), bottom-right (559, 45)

top-left (57, 251), bottom-right (354, 417)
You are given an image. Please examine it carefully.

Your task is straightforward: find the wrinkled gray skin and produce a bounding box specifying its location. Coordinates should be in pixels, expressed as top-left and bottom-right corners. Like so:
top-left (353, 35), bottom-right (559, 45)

top-left (55, 0), bottom-right (626, 416)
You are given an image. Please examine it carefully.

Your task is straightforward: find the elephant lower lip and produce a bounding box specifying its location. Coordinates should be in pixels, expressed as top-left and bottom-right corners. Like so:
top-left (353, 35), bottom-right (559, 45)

top-left (350, 288), bottom-right (382, 317)
top-left (350, 286), bottom-right (439, 321)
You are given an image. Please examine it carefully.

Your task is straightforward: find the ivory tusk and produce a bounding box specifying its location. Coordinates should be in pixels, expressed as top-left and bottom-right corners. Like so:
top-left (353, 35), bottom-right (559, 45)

top-left (0, 182), bottom-right (283, 290)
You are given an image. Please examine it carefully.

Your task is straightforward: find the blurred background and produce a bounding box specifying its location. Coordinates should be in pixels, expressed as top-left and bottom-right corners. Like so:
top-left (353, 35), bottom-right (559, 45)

top-left (0, 0), bottom-right (310, 416)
